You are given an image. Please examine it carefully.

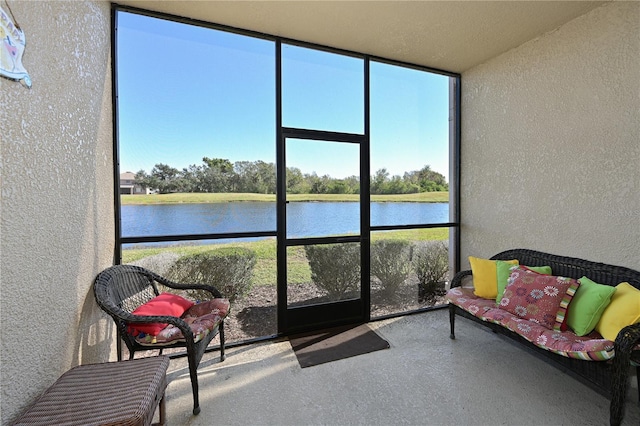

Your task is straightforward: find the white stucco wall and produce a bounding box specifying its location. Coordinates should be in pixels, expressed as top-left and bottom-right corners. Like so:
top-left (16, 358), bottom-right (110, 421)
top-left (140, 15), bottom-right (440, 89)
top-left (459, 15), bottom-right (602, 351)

top-left (460, 1), bottom-right (640, 271)
top-left (0, 1), bottom-right (115, 423)
top-left (1, 0), bottom-right (638, 422)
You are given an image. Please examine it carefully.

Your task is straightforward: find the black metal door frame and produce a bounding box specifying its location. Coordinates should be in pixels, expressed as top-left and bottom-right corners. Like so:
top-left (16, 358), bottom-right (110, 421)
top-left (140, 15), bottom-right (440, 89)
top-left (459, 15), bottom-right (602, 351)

top-left (276, 42), bottom-right (371, 334)
top-left (276, 128), bottom-right (370, 335)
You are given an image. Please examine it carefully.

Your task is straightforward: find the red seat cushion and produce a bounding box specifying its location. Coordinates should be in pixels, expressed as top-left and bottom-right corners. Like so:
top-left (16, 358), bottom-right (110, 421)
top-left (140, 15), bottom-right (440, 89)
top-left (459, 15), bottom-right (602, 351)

top-left (128, 293), bottom-right (194, 336)
top-left (133, 298), bottom-right (231, 346)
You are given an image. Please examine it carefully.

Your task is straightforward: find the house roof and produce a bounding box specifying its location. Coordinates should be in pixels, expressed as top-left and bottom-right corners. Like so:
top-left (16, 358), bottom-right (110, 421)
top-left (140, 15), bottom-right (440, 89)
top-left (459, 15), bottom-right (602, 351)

top-left (120, 171), bottom-right (136, 180)
top-left (115, 0), bottom-right (607, 73)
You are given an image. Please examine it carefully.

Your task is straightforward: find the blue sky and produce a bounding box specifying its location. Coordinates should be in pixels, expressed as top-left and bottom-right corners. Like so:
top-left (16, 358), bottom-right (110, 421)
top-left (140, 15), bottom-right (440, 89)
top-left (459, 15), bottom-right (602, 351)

top-left (116, 11), bottom-right (451, 181)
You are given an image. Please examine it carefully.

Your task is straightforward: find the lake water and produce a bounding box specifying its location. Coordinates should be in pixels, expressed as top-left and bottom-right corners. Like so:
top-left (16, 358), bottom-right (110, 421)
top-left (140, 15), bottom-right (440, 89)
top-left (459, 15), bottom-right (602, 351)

top-left (122, 202), bottom-right (449, 244)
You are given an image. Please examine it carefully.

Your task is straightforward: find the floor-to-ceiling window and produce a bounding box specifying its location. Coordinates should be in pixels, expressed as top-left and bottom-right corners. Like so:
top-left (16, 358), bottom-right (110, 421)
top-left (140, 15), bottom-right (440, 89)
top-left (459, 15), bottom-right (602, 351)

top-left (369, 61), bottom-right (455, 319)
top-left (113, 5), bottom-right (460, 343)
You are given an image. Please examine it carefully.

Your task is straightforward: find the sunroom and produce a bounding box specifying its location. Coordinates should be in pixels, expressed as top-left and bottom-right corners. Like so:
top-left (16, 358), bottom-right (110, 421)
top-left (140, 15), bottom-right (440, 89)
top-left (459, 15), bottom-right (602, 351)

top-left (1, 1), bottom-right (638, 425)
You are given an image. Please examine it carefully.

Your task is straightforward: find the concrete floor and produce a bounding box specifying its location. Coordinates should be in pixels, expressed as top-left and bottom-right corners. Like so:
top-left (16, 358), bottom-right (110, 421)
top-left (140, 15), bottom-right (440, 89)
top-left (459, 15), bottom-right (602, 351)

top-left (161, 309), bottom-right (639, 425)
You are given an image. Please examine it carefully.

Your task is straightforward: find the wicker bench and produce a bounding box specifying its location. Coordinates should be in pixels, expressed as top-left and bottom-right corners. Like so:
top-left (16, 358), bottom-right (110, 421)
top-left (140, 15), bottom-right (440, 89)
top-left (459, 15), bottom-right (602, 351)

top-left (12, 356), bottom-right (170, 426)
top-left (447, 249), bottom-right (640, 426)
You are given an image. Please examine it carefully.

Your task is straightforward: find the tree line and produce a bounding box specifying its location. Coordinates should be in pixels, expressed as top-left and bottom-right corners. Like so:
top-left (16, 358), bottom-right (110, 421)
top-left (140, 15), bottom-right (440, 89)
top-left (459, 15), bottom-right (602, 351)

top-left (134, 157), bottom-right (448, 195)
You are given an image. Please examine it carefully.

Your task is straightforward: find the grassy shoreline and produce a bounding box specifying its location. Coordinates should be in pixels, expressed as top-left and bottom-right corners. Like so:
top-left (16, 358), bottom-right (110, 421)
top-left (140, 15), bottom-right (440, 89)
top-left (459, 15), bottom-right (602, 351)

top-left (121, 191), bottom-right (449, 205)
top-left (121, 193), bottom-right (450, 286)
top-left (122, 228), bottom-right (449, 286)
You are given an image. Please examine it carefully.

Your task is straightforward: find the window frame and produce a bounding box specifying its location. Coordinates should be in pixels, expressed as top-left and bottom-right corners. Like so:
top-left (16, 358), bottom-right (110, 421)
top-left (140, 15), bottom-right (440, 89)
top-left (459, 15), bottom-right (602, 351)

top-left (111, 3), bottom-right (461, 327)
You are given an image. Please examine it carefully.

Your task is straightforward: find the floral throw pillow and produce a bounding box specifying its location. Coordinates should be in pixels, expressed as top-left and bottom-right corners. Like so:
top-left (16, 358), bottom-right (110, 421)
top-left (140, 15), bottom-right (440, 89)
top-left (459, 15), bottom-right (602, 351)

top-left (500, 267), bottom-right (580, 331)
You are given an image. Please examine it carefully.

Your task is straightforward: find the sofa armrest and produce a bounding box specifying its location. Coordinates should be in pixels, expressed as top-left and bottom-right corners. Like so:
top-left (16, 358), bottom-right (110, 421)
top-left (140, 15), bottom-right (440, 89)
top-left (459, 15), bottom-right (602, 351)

top-left (610, 322), bottom-right (640, 425)
top-left (450, 270), bottom-right (472, 289)
top-left (614, 323), bottom-right (640, 358)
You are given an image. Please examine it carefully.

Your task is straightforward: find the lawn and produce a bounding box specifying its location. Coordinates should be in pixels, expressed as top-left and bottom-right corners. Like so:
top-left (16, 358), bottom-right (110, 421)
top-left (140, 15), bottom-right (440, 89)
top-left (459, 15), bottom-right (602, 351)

top-left (122, 228), bottom-right (449, 286)
top-left (120, 192), bottom-right (449, 204)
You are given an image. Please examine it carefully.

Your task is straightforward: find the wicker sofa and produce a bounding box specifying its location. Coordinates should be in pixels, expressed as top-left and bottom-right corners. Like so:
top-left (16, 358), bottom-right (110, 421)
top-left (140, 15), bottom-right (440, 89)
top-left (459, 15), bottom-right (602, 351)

top-left (447, 249), bottom-right (640, 426)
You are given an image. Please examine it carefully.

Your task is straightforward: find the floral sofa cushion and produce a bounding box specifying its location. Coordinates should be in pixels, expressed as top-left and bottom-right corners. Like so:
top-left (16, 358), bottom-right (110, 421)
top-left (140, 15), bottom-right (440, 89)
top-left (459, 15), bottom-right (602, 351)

top-left (447, 287), bottom-right (615, 361)
top-left (133, 298), bottom-right (230, 346)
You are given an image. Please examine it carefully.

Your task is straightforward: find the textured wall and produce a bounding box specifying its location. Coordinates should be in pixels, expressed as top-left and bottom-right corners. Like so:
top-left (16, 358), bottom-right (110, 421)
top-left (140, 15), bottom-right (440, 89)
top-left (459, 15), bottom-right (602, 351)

top-left (0, 1), bottom-right (115, 423)
top-left (1, 0), bottom-right (638, 422)
top-left (460, 1), bottom-right (639, 270)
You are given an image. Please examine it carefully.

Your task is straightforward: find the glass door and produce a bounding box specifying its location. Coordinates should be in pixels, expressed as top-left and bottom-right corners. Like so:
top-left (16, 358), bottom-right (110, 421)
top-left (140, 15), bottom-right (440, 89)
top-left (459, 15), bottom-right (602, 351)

top-left (277, 42), bottom-right (367, 334)
top-left (277, 131), bottom-right (368, 334)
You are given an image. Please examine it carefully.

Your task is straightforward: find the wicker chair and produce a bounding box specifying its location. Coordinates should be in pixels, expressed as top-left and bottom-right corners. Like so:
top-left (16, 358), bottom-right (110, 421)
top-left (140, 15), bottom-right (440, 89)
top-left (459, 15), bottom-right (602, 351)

top-left (94, 264), bottom-right (228, 415)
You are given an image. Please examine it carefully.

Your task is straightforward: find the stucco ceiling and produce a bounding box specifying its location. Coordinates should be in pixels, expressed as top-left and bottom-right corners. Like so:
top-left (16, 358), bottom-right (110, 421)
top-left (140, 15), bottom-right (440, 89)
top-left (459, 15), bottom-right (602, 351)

top-left (115, 0), bottom-right (608, 73)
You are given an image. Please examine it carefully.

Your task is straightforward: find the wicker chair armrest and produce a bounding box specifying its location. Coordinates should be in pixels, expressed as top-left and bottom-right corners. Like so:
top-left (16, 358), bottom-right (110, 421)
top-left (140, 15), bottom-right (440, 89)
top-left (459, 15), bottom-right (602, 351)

top-left (146, 271), bottom-right (223, 298)
top-left (119, 311), bottom-right (195, 341)
top-left (125, 313), bottom-right (186, 326)
top-left (450, 270), bottom-right (472, 289)
top-left (161, 282), bottom-right (222, 299)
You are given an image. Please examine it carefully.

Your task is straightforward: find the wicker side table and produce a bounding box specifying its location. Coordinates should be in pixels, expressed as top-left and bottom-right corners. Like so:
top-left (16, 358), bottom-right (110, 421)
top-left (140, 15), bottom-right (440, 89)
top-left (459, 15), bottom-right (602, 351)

top-left (12, 356), bottom-right (170, 426)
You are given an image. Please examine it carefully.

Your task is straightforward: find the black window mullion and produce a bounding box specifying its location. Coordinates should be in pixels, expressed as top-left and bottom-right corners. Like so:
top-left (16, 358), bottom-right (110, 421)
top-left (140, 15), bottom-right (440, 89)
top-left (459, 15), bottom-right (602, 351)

top-left (361, 57), bottom-right (371, 320)
top-left (276, 40), bottom-right (288, 333)
top-left (281, 127), bottom-right (365, 143)
top-left (112, 6), bottom-right (123, 265)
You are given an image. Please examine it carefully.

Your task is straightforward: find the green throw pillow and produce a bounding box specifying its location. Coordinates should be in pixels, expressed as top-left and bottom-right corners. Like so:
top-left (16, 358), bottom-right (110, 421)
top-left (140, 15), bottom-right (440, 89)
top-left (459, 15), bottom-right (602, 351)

top-left (567, 276), bottom-right (616, 336)
top-left (496, 261), bottom-right (552, 305)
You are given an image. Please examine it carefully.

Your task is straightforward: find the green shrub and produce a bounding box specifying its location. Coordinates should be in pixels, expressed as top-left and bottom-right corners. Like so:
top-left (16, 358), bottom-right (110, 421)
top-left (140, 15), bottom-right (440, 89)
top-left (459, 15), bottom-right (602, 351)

top-left (167, 247), bottom-right (256, 302)
top-left (413, 241), bottom-right (449, 302)
top-left (304, 244), bottom-right (360, 300)
top-left (370, 239), bottom-right (412, 298)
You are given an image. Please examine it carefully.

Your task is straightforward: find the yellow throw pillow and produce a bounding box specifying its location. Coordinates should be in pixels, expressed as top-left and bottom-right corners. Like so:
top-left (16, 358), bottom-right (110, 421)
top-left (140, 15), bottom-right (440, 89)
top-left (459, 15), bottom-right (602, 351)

top-left (595, 282), bottom-right (640, 341)
top-left (469, 256), bottom-right (518, 299)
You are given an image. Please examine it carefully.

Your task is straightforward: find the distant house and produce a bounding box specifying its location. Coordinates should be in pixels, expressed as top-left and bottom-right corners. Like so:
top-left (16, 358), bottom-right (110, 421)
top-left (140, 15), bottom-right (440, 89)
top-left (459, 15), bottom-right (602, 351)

top-left (119, 172), bottom-right (150, 195)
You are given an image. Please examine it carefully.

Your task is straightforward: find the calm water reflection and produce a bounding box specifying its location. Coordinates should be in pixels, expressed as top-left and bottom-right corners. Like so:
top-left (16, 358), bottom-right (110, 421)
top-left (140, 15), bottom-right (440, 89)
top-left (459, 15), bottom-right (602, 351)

top-left (122, 201), bottom-right (449, 241)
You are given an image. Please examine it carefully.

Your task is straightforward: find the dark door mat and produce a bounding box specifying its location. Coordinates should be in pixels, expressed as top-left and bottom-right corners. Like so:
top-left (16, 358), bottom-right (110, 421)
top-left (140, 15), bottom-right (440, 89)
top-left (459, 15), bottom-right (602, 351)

top-left (289, 323), bottom-right (390, 368)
